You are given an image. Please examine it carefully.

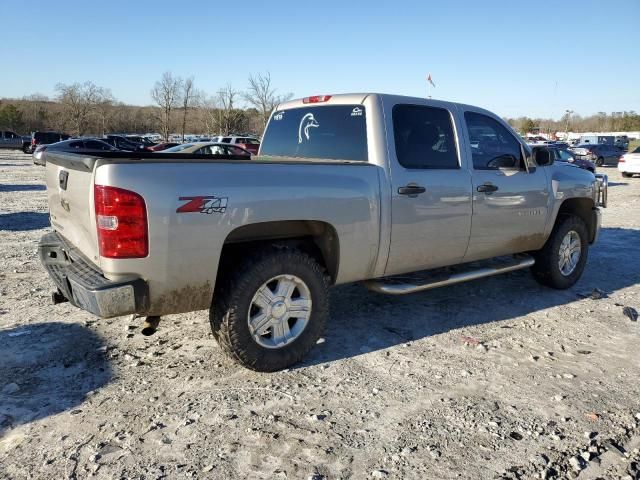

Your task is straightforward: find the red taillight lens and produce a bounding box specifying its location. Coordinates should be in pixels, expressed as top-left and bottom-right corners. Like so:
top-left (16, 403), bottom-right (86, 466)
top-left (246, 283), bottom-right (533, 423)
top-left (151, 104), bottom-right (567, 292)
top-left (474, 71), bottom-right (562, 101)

top-left (619, 156), bottom-right (626, 163)
top-left (303, 95), bottom-right (332, 104)
top-left (94, 185), bottom-right (148, 258)
top-left (31, 138), bottom-right (36, 145)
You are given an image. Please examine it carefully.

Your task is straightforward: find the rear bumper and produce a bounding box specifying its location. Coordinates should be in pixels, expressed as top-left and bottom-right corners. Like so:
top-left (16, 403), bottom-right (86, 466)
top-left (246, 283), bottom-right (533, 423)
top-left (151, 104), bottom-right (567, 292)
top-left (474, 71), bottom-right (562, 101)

top-left (39, 232), bottom-right (148, 318)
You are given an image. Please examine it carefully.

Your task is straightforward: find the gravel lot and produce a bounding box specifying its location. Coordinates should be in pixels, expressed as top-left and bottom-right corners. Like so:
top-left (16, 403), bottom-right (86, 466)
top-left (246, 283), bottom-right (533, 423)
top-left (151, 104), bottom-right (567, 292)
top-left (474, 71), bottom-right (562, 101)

top-left (1, 151), bottom-right (639, 480)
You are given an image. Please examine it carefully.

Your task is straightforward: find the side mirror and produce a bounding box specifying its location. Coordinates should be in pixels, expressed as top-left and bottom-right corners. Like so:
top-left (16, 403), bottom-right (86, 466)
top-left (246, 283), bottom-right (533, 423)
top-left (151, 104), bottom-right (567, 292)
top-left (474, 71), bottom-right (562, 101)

top-left (534, 148), bottom-right (554, 166)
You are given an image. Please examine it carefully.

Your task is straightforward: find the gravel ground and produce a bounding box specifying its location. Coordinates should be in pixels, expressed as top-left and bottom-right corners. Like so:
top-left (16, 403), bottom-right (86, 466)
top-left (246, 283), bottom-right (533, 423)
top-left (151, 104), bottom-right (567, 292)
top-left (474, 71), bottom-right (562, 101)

top-left (1, 151), bottom-right (639, 480)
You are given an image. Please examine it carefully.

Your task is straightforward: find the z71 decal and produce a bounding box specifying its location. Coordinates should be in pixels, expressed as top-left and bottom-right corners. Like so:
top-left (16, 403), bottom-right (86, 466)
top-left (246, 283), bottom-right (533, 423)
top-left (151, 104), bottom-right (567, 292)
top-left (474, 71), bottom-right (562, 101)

top-left (177, 196), bottom-right (228, 214)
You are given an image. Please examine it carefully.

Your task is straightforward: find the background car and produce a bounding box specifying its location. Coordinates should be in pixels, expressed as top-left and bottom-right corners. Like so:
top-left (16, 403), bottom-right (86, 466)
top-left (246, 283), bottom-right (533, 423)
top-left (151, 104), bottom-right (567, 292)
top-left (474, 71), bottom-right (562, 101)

top-left (28, 131), bottom-right (71, 154)
top-left (102, 135), bottom-right (149, 151)
top-left (551, 146), bottom-right (595, 172)
top-left (161, 142), bottom-right (252, 157)
top-left (569, 143), bottom-right (621, 166)
top-left (32, 138), bottom-right (117, 166)
top-left (1, 130), bottom-right (27, 151)
top-left (148, 142), bottom-right (180, 151)
top-left (210, 135), bottom-right (260, 155)
top-left (124, 135), bottom-right (157, 148)
top-left (618, 146), bottom-right (640, 178)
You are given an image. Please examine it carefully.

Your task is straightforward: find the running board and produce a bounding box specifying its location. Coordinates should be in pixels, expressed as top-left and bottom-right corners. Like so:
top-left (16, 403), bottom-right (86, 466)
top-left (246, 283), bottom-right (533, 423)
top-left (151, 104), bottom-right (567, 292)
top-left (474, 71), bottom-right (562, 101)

top-left (364, 255), bottom-right (535, 295)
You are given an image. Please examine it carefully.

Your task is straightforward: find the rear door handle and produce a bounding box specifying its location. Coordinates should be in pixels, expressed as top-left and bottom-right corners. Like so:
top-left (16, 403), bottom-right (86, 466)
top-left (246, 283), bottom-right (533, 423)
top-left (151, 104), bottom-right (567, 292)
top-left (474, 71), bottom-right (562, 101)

top-left (477, 184), bottom-right (498, 193)
top-left (398, 185), bottom-right (426, 196)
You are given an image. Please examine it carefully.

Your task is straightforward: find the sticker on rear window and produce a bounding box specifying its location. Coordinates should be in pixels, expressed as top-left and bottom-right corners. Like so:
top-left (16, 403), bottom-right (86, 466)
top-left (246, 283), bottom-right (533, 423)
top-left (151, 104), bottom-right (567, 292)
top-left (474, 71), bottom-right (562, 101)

top-left (298, 113), bottom-right (319, 144)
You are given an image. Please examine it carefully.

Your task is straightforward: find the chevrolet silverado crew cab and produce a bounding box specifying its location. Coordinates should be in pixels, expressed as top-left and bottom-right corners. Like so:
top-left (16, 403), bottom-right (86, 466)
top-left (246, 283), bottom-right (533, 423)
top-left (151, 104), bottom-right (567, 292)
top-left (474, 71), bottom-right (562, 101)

top-left (39, 93), bottom-right (608, 371)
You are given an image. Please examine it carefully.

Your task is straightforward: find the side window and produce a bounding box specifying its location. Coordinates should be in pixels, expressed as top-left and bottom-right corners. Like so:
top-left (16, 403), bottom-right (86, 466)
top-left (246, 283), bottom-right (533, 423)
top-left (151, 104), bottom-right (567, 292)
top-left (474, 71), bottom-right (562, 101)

top-left (221, 137), bottom-right (231, 143)
top-left (5, 131), bottom-right (17, 139)
top-left (68, 141), bottom-right (84, 149)
top-left (557, 149), bottom-right (572, 161)
top-left (392, 104), bottom-right (459, 169)
top-left (464, 112), bottom-right (523, 170)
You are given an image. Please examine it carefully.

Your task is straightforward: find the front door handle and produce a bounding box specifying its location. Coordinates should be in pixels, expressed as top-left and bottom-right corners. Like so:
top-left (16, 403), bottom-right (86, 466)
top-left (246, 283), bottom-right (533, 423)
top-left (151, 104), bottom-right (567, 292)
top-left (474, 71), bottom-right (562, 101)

top-left (477, 183), bottom-right (498, 193)
top-left (398, 185), bottom-right (426, 196)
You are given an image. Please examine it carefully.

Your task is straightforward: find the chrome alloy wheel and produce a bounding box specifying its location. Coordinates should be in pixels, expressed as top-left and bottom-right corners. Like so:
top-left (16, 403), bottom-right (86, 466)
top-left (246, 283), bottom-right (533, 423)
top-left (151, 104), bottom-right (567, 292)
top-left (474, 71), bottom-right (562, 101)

top-left (247, 274), bottom-right (312, 349)
top-left (558, 230), bottom-right (581, 276)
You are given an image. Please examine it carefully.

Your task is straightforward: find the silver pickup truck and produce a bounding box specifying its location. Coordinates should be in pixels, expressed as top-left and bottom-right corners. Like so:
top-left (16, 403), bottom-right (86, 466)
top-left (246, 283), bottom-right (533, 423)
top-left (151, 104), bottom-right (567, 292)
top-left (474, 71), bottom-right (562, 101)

top-left (39, 93), bottom-right (608, 371)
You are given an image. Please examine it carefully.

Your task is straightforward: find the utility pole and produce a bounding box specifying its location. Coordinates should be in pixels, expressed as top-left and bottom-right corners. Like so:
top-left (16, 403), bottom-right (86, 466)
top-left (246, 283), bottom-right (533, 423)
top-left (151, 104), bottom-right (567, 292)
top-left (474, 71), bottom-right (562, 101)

top-left (564, 109), bottom-right (573, 140)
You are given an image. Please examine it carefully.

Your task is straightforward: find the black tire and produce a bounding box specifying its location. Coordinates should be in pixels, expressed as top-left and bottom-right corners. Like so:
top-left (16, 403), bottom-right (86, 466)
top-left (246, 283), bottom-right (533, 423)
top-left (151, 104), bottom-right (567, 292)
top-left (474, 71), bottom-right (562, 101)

top-left (210, 247), bottom-right (330, 372)
top-left (622, 172), bottom-right (633, 178)
top-left (22, 144), bottom-right (31, 154)
top-left (531, 215), bottom-right (589, 289)
top-left (596, 157), bottom-right (604, 166)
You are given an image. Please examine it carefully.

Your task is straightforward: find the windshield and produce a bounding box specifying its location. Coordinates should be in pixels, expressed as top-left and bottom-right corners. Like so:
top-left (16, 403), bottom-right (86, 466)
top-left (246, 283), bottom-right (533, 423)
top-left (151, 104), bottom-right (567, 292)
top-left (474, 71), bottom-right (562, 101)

top-left (162, 143), bottom-right (194, 152)
top-left (633, 146), bottom-right (640, 154)
top-left (261, 105), bottom-right (368, 161)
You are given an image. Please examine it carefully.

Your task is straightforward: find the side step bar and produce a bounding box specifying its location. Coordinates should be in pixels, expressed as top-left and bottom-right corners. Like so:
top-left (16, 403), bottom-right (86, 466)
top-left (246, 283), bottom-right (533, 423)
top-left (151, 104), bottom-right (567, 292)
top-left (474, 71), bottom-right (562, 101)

top-left (364, 255), bottom-right (535, 295)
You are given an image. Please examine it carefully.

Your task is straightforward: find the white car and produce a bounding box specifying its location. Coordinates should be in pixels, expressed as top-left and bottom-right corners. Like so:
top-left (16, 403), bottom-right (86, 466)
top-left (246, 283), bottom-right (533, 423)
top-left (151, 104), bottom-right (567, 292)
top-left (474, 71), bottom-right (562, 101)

top-left (618, 146), bottom-right (640, 178)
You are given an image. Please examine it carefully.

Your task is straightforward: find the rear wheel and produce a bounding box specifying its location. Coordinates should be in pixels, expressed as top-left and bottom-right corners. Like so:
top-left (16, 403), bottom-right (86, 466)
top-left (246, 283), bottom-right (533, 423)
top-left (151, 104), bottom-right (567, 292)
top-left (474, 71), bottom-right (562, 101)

top-left (622, 172), bottom-right (633, 178)
top-left (531, 215), bottom-right (589, 289)
top-left (596, 157), bottom-right (604, 166)
top-left (210, 247), bottom-right (329, 372)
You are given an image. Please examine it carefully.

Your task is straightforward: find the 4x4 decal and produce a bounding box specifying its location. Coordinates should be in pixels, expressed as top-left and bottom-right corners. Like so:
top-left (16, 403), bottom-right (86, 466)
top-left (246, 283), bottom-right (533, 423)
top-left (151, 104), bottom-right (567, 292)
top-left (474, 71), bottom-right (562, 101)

top-left (177, 196), bottom-right (228, 214)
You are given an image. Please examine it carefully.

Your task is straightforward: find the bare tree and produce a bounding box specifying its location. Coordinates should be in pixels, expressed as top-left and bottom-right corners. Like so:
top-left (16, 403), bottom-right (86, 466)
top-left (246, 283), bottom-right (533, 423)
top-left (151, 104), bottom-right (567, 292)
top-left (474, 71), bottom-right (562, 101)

top-left (95, 89), bottom-right (115, 136)
top-left (217, 84), bottom-right (245, 135)
top-left (198, 94), bottom-right (219, 135)
top-left (244, 72), bottom-right (292, 131)
top-left (151, 72), bottom-right (182, 141)
top-left (55, 81), bottom-right (105, 135)
top-left (180, 77), bottom-right (196, 142)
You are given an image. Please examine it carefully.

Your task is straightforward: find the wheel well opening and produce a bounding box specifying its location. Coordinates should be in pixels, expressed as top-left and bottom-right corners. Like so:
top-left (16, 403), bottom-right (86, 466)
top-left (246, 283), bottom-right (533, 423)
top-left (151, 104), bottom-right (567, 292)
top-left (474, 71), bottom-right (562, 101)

top-left (557, 197), bottom-right (596, 242)
top-left (218, 221), bottom-right (340, 285)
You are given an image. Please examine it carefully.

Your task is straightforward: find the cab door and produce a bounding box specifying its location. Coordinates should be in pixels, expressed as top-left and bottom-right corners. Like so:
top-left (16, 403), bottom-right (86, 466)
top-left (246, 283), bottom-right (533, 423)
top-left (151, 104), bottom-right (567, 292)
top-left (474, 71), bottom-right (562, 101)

top-left (384, 102), bottom-right (472, 276)
top-left (461, 109), bottom-right (549, 262)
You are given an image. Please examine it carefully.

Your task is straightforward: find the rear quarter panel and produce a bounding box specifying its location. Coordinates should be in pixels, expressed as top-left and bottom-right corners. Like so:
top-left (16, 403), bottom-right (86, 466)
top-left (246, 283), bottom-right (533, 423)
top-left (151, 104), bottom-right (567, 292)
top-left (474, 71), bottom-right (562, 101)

top-left (95, 161), bottom-right (382, 316)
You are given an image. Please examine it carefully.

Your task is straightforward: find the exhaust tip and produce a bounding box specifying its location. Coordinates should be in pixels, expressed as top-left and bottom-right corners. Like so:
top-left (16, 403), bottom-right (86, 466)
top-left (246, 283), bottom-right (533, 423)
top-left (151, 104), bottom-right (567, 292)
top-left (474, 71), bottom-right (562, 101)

top-left (141, 316), bottom-right (161, 336)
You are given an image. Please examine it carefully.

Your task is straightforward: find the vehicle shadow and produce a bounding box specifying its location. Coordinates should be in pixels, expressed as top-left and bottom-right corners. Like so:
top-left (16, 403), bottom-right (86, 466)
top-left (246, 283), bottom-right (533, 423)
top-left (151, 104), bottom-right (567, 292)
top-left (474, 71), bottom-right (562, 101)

top-left (608, 182), bottom-right (628, 187)
top-left (0, 322), bottom-right (112, 438)
top-left (0, 184), bottom-right (46, 192)
top-left (301, 227), bottom-right (640, 368)
top-left (0, 212), bottom-right (50, 231)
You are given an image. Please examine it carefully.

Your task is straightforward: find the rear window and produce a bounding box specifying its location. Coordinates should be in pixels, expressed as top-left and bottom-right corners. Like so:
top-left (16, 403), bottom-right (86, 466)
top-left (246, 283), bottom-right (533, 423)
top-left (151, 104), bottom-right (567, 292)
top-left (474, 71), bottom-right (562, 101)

top-left (261, 105), bottom-right (368, 161)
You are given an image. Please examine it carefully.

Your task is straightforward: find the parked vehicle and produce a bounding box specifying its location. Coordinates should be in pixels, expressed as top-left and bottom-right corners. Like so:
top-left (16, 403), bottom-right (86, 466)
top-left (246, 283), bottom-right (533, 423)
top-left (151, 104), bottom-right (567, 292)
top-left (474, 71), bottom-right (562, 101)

top-left (33, 138), bottom-right (116, 166)
top-left (161, 142), bottom-right (252, 157)
top-left (570, 144), bottom-right (621, 166)
top-left (615, 135), bottom-right (629, 150)
top-left (0, 130), bottom-right (26, 151)
top-left (618, 146), bottom-right (640, 178)
top-left (102, 135), bottom-right (148, 151)
top-left (210, 135), bottom-right (260, 155)
top-left (125, 135), bottom-right (157, 147)
top-left (148, 142), bottom-right (180, 151)
top-left (28, 131), bottom-right (71, 154)
top-left (531, 145), bottom-right (595, 173)
top-left (38, 93), bottom-right (607, 372)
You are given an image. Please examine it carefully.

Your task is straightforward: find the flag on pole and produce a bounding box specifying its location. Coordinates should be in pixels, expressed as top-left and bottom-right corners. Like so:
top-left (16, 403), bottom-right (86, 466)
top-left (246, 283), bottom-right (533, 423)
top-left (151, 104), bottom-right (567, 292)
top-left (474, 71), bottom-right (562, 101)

top-left (427, 73), bottom-right (436, 88)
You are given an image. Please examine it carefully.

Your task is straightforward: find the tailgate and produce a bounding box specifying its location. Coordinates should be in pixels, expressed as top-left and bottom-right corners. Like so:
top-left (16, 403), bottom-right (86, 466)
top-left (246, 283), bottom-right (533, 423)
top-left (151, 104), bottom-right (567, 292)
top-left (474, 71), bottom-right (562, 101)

top-left (45, 153), bottom-right (100, 265)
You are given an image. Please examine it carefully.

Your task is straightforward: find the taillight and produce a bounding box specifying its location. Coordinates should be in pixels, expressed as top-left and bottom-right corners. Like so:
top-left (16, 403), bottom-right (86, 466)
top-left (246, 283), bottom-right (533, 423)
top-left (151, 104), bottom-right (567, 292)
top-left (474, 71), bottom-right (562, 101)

top-left (31, 138), bottom-right (36, 145)
top-left (619, 156), bottom-right (626, 163)
top-left (94, 185), bottom-right (148, 258)
top-left (303, 95), bottom-right (332, 103)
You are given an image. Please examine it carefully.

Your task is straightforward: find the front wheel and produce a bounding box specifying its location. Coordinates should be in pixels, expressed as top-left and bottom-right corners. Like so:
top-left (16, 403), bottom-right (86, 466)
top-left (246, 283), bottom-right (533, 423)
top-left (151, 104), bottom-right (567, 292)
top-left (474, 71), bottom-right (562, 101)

top-left (622, 172), bottom-right (633, 178)
top-left (210, 247), bottom-right (329, 372)
top-left (596, 157), bottom-right (604, 166)
top-left (531, 215), bottom-right (589, 289)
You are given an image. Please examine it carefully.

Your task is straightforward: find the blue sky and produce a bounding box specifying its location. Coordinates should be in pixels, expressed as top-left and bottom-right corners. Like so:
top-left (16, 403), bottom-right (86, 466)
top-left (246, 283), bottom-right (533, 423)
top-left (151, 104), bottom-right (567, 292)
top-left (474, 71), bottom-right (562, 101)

top-left (2, 0), bottom-right (639, 119)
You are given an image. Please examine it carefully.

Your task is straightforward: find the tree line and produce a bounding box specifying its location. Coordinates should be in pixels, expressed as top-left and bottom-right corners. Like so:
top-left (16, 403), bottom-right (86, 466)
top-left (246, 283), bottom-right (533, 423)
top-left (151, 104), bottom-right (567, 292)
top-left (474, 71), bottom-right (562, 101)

top-left (2, 80), bottom-right (639, 139)
top-left (0, 72), bottom-right (292, 140)
top-left (506, 111), bottom-right (640, 137)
